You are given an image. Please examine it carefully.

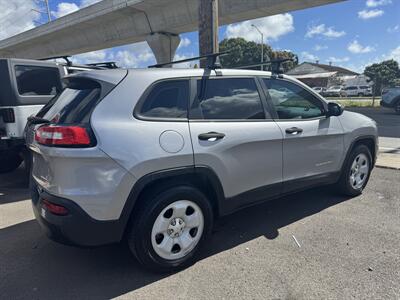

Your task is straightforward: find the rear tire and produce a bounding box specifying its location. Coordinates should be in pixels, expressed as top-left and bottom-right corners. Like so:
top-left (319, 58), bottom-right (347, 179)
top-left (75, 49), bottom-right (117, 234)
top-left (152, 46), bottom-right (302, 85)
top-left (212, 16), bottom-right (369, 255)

top-left (0, 150), bottom-right (22, 174)
top-left (127, 185), bottom-right (213, 272)
top-left (336, 145), bottom-right (372, 196)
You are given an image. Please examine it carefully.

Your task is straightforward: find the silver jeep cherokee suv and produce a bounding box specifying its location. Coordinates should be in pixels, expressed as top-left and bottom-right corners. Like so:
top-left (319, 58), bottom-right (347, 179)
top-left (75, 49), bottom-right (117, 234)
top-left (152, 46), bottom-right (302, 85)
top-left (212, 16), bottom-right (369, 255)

top-left (28, 68), bottom-right (378, 271)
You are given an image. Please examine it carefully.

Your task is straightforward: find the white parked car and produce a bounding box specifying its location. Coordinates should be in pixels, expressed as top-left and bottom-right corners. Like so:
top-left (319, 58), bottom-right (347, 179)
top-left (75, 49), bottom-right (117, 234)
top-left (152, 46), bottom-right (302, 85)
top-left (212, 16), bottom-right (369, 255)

top-left (324, 86), bottom-right (344, 97)
top-left (312, 87), bottom-right (326, 94)
top-left (342, 85), bottom-right (373, 97)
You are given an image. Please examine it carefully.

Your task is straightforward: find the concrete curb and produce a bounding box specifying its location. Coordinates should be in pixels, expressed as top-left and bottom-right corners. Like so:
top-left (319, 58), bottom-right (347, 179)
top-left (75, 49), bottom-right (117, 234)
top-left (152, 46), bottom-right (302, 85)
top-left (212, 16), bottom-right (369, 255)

top-left (375, 164), bottom-right (400, 171)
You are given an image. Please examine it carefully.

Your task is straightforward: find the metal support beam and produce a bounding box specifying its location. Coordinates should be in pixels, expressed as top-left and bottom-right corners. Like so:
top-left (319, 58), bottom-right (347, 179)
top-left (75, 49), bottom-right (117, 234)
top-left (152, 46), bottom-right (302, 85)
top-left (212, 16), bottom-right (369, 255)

top-left (146, 32), bottom-right (181, 67)
top-left (198, 0), bottom-right (219, 68)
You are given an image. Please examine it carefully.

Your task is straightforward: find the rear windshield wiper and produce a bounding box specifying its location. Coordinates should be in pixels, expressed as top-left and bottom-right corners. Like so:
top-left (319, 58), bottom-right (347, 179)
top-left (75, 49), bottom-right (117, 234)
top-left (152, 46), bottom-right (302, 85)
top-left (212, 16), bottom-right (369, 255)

top-left (27, 116), bottom-right (51, 125)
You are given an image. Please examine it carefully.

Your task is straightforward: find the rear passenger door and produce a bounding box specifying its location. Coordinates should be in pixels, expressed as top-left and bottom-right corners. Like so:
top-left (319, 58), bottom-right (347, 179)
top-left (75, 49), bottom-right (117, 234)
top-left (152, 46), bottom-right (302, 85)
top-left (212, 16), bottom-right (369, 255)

top-left (261, 78), bottom-right (344, 192)
top-left (188, 77), bottom-right (283, 208)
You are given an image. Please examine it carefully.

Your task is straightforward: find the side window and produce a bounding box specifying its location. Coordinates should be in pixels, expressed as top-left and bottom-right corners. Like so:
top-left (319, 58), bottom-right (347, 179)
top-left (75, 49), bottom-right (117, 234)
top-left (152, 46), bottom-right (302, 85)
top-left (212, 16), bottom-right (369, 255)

top-left (263, 78), bottom-right (325, 120)
top-left (15, 65), bottom-right (62, 96)
top-left (191, 78), bottom-right (266, 120)
top-left (139, 80), bottom-right (189, 119)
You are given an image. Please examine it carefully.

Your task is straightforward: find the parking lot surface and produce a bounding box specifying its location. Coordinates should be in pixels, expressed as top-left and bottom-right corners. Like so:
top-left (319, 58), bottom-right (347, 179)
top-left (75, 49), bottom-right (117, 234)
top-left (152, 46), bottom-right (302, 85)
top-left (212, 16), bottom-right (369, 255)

top-left (1, 166), bottom-right (399, 299)
top-left (348, 107), bottom-right (400, 139)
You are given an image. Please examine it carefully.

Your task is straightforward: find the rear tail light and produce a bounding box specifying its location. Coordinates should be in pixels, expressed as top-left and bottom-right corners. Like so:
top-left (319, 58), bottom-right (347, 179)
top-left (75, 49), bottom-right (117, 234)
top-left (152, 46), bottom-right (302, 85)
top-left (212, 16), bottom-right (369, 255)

top-left (35, 125), bottom-right (93, 147)
top-left (0, 108), bottom-right (15, 123)
top-left (42, 199), bottom-right (69, 216)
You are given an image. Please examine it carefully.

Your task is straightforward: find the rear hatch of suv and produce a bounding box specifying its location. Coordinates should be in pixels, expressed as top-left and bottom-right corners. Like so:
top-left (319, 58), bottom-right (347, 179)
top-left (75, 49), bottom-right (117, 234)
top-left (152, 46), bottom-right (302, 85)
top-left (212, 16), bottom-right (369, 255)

top-left (27, 69), bottom-right (127, 191)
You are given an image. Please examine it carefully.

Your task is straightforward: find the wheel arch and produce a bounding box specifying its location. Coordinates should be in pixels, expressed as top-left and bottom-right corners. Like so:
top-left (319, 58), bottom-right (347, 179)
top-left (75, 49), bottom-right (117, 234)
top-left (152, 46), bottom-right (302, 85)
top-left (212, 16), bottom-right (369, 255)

top-left (343, 135), bottom-right (377, 170)
top-left (119, 166), bottom-right (225, 237)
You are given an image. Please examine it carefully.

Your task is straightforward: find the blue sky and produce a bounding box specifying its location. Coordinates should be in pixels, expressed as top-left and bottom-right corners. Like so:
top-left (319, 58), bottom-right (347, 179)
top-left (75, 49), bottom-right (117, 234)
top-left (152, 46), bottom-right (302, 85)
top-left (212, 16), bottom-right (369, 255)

top-left (1, 0), bottom-right (399, 72)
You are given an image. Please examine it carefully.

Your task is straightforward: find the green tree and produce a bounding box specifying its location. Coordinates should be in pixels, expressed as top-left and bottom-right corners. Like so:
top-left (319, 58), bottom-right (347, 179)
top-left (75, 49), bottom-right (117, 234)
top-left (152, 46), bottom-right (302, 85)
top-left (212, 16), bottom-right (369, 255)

top-left (219, 38), bottom-right (298, 72)
top-left (270, 50), bottom-right (298, 73)
top-left (364, 59), bottom-right (400, 96)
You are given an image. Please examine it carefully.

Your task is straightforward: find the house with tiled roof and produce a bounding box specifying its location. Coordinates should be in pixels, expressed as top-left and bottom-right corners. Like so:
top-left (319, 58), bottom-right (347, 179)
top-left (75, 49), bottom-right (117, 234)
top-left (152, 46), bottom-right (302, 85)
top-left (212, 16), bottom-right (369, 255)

top-left (285, 62), bottom-right (367, 88)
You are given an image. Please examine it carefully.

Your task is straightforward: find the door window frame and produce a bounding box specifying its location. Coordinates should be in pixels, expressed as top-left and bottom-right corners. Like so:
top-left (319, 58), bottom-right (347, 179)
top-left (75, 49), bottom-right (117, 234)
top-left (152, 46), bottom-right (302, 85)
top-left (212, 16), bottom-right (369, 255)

top-left (258, 76), bottom-right (329, 122)
top-left (188, 76), bottom-right (275, 122)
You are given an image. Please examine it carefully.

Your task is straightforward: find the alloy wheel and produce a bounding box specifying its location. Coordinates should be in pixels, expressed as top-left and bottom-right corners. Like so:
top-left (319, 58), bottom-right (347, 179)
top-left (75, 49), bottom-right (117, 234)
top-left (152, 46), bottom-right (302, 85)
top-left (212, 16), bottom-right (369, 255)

top-left (349, 153), bottom-right (369, 190)
top-left (151, 200), bottom-right (204, 260)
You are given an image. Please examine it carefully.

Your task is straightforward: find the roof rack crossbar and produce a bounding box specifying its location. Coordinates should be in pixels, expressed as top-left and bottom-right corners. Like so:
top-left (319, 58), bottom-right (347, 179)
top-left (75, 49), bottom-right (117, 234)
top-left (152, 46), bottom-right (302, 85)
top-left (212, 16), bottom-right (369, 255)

top-left (86, 62), bottom-right (118, 69)
top-left (148, 51), bottom-right (230, 69)
top-left (39, 56), bottom-right (72, 66)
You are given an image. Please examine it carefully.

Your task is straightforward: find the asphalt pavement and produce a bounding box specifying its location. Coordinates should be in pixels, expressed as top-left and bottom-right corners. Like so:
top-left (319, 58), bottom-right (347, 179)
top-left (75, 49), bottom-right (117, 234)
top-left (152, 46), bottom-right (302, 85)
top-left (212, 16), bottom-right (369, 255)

top-left (1, 166), bottom-right (399, 299)
top-left (348, 107), bottom-right (400, 139)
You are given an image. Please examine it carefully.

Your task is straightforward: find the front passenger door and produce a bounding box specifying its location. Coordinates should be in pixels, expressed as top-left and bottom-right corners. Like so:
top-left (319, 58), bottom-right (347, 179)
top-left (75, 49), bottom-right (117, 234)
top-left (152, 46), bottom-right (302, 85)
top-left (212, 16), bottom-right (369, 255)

top-left (262, 78), bottom-right (344, 191)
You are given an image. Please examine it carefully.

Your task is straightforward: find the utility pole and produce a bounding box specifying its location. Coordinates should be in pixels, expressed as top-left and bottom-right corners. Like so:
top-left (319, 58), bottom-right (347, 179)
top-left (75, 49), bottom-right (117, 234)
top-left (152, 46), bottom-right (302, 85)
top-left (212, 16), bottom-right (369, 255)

top-left (198, 0), bottom-right (219, 68)
top-left (32, 0), bottom-right (52, 23)
top-left (251, 24), bottom-right (264, 70)
top-left (44, 0), bottom-right (52, 22)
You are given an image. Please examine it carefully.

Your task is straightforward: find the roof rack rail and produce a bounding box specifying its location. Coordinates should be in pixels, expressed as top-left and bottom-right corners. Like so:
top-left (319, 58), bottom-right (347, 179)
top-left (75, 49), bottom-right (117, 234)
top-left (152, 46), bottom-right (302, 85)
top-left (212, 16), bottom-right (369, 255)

top-left (148, 51), bottom-right (230, 69)
top-left (39, 56), bottom-right (73, 66)
top-left (235, 58), bottom-right (294, 74)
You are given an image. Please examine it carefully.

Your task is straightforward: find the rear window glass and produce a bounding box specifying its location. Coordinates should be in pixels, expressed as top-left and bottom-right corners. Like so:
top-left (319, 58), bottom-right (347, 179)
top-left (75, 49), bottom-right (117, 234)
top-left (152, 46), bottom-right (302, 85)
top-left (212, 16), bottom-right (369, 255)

top-left (139, 80), bottom-right (189, 119)
top-left (41, 80), bottom-right (101, 124)
top-left (15, 65), bottom-right (62, 96)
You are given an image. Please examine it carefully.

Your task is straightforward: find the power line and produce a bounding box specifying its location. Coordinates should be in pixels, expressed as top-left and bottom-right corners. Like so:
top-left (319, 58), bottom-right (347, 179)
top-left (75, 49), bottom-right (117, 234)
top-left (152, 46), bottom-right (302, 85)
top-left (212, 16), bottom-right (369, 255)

top-left (32, 0), bottom-right (51, 22)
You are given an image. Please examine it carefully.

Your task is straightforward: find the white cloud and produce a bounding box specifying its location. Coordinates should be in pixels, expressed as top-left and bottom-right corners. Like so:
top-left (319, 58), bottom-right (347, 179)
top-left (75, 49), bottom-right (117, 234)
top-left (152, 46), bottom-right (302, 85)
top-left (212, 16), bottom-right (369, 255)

top-left (305, 24), bottom-right (345, 38)
top-left (301, 51), bottom-right (319, 62)
top-left (387, 25), bottom-right (399, 33)
top-left (178, 37), bottom-right (191, 49)
top-left (72, 42), bottom-right (155, 68)
top-left (52, 0), bottom-right (101, 18)
top-left (328, 56), bottom-right (350, 63)
top-left (348, 40), bottom-right (375, 54)
top-left (358, 9), bottom-right (384, 19)
top-left (173, 53), bottom-right (196, 68)
top-left (366, 0), bottom-right (392, 7)
top-left (72, 50), bottom-right (108, 64)
top-left (385, 45), bottom-right (400, 63)
top-left (314, 44), bottom-right (328, 51)
top-left (52, 2), bottom-right (80, 18)
top-left (226, 13), bottom-right (294, 42)
top-left (0, 0), bottom-right (40, 40)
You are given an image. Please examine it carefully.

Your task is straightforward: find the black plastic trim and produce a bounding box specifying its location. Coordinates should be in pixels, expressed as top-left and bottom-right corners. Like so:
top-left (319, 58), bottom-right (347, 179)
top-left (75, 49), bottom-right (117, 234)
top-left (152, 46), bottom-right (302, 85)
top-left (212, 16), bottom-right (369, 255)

top-left (117, 166), bottom-right (226, 228)
top-left (32, 165), bottom-right (351, 247)
top-left (31, 182), bottom-right (125, 247)
top-left (341, 135), bottom-right (378, 168)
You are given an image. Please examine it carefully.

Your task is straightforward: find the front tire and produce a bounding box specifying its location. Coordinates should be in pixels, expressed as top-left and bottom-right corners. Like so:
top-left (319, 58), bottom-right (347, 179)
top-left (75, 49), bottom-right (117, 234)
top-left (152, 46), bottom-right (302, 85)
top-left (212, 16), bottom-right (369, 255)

top-left (127, 186), bottom-right (213, 272)
top-left (0, 150), bottom-right (22, 173)
top-left (337, 145), bottom-right (372, 196)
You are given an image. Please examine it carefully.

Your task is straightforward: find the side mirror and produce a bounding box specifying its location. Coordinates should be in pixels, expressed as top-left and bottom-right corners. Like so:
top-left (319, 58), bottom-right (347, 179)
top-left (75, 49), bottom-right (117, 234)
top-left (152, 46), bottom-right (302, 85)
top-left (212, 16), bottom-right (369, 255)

top-left (327, 102), bottom-right (344, 117)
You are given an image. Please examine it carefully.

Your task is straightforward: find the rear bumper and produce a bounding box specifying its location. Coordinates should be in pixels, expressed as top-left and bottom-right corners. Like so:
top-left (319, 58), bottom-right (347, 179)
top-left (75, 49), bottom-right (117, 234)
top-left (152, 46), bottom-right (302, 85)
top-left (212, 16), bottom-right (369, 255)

top-left (31, 182), bottom-right (125, 247)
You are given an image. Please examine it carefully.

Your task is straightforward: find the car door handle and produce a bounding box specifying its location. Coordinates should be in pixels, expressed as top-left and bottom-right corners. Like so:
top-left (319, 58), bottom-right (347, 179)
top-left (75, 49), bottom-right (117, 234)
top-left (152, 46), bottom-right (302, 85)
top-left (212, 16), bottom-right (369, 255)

top-left (285, 127), bottom-right (303, 134)
top-left (198, 132), bottom-right (225, 141)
